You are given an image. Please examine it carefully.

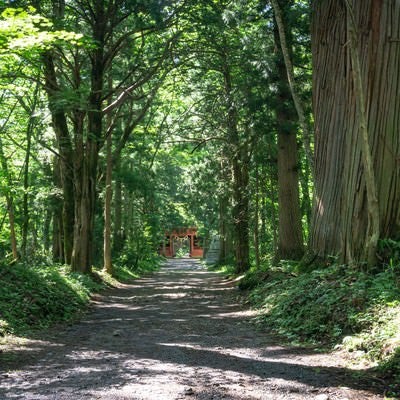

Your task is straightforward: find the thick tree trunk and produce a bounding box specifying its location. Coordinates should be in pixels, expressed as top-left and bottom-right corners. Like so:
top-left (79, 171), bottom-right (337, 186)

top-left (273, 2), bottom-right (304, 261)
top-left (300, 161), bottom-right (312, 227)
top-left (43, 53), bottom-right (74, 264)
top-left (232, 153), bottom-right (250, 273)
top-left (71, 140), bottom-right (99, 273)
top-left (71, 2), bottom-right (105, 273)
top-left (276, 129), bottom-right (304, 260)
top-left (344, 0), bottom-right (380, 267)
top-left (266, 162), bottom-right (278, 253)
top-left (310, 0), bottom-right (400, 264)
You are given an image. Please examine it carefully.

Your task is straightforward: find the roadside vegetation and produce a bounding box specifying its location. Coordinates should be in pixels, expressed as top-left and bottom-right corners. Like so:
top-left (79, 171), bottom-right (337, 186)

top-left (215, 245), bottom-right (400, 397)
top-left (210, 257), bottom-right (400, 397)
top-left (0, 257), bottom-right (161, 337)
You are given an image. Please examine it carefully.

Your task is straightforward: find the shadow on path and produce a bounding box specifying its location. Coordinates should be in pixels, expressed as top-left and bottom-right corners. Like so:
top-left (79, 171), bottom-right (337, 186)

top-left (0, 259), bottom-right (386, 399)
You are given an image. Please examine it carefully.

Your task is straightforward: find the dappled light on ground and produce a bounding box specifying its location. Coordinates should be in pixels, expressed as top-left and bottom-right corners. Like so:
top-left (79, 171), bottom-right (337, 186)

top-left (0, 259), bottom-right (385, 399)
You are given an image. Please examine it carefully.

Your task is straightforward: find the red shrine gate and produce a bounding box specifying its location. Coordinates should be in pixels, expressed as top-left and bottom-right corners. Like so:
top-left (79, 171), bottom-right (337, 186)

top-left (160, 227), bottom-right (203, 258)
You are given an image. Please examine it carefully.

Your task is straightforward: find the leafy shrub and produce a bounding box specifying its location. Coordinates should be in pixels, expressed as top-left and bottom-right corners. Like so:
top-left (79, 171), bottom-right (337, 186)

top-left (380, 347), bottom-right (400, 383)
top-left (0, 252), bottom-right (163, 337)
top-left (115, 245), bottom-right (161, 273)
top-left (0, 263), bottom-right (104, 336)
top-left (207, 263), bottom-right (236, 276)
top-left (244, 262), bottom-right (400, 391)
top-left (238, 263), bottom-right (293, 290)
top-left (377, 238), bottom-right (400, 273)
top-left (246, 264), bottom-right (400, 362)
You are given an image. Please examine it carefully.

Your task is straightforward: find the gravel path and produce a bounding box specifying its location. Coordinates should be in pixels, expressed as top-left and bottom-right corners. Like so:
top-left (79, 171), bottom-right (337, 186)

top-left (0, 259), bottom-right (386, 399)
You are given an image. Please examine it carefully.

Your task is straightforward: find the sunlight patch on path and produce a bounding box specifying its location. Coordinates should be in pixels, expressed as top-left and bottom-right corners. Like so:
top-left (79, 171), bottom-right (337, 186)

top-left (0, 259), bottom-right (385, 400)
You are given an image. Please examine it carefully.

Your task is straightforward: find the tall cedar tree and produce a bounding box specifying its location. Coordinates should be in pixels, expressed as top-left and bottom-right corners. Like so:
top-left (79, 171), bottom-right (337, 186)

top-left (273, 0), bottom-right (304, 261)
top-left (310, 0), bottom-right (400, 265)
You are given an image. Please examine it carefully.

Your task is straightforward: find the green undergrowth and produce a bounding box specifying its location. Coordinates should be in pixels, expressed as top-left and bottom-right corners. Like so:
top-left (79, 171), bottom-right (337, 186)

top-left (0, 263), bottom-right (103, 336)
top-left (0, 257), bottom-right (161, 337)
top-left (241, 263), bottom-right (400, 390)
top-left (206, 262), bottom-right (236, 276)
top-left (113, 254), bottom-right (161, 282)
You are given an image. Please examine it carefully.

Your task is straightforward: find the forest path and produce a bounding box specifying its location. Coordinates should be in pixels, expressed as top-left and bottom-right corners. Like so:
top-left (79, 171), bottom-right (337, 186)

top-left (0, 259), bottom-right (385, 400)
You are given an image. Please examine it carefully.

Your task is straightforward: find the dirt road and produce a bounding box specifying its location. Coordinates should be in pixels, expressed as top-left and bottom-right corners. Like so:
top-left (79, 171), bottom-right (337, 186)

top-left (0, 259), bottom-right (385, 399)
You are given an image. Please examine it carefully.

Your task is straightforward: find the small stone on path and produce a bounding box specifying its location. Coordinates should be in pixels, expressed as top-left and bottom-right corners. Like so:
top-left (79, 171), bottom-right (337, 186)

top-left (184, 387), bottom-right (194, 395)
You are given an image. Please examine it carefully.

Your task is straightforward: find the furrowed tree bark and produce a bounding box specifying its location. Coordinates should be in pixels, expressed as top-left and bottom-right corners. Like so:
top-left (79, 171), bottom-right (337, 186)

top-left (71, 0), bottom-right (106, 273)
top-left (276, 125), bottom-right (304, 261)
top-left (266, 153), bottom-right (278, 253)
top-left (344, 0), bottom-right (380, 268)
top-left (71, 118), bottom-right (101, 273)
top-left (300, 160), bottom-right (312, 227)
top-left (34, 0), bottom-right (75, 264)
top-left (273, 0), bottom-right (304, 261)
top-left (43, 53), bottom-right (74, 265)
top-left (310, 0), bottom-right (400, 265)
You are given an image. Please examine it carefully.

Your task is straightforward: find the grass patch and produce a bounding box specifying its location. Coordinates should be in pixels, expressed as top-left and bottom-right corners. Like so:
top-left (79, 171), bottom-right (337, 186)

top-left (0, 255), bottom-right (162, 337)
top-left (243, 263), bottom-right (400, 391)
top-left (113, 253), bottom-right (162, 280)
top-left (0, 263), bottom-right (105, 336)
top-left (207, 262), bottom-right (236, 276)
